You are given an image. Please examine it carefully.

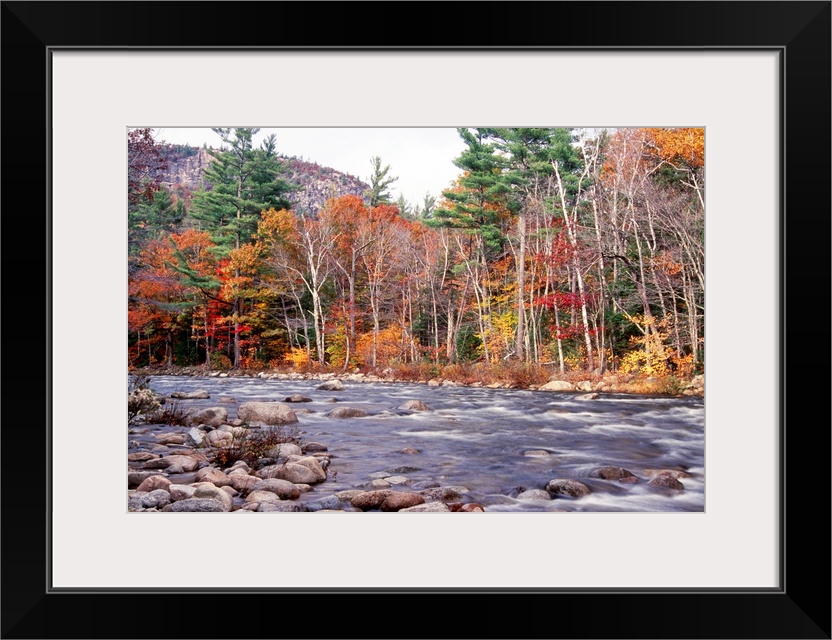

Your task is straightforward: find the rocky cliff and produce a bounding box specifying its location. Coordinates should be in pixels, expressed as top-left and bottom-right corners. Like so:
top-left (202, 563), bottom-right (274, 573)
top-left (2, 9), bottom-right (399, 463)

top-left (158, 144), bottom-right (369, 216)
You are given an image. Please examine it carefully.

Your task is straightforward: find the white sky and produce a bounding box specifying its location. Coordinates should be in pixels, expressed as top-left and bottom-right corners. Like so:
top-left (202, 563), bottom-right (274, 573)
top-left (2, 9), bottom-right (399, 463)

top-left (151, 127), bottom-right (468, 208)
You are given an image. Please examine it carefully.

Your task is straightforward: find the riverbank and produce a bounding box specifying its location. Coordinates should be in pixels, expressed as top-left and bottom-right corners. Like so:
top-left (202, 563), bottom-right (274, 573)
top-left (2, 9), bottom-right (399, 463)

top-left (129, 363), bottom-right (704, 397)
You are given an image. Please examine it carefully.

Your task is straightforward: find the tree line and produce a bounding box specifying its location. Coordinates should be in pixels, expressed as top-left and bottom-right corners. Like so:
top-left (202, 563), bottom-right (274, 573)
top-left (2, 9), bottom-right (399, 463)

top-left (128, 126), bottom-right (704, 378)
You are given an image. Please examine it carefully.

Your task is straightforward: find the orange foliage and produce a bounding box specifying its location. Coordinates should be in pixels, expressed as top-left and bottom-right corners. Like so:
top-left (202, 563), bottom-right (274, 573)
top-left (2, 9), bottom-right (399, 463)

top-left (645, 127), bottom-right (704, 168)
top-left (355, 325), bottom-right (405, 366)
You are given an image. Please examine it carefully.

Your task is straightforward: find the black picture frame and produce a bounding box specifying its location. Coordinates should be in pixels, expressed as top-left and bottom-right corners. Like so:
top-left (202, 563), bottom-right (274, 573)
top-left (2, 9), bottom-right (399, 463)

top-left (2, 2), bottom-right (829, 638)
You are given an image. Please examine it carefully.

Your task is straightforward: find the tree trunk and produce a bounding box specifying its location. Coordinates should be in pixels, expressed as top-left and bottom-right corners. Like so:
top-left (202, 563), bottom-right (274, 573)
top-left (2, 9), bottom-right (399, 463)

top-left (515, 210), bottom-right (526, 361)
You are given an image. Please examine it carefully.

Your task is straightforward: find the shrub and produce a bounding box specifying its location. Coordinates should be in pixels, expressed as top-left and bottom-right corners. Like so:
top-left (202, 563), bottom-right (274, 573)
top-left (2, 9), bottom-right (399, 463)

top-left (128, 388), bottom-right (161, 425)
top-left (657, 375), bottom-right (686, 396)
top-left (209, 425), bottom-right (299, 468)
top-left (148, 400), bottom-right (191, 426)
top-left (209, 351), bottom-right (233, 370)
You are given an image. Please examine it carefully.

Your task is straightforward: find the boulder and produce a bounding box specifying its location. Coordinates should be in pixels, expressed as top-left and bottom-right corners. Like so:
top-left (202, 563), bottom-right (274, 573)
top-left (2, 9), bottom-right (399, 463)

top-left (237, 402), bottom-right (298, 425)
top-left (187, 407), bottom-right (228, 428)
top-left (194, 467), bottom-right (231, 487)
top-left (284, 394), bottom-right (313, 403)
top-left (127, 452), bottom-right (159, 462)
top-left (227, 461), bottom-right (251, 474)
top-left (127, 491), bottom-right (147, 511)
top-left (268, 442), bottom-right (302, 458)
top-left (385, 466), bottom-right (421, 474)
top-left (546, 479), bottom-right (592, 498)
top-left (186, 427), bottom-right (206, 446)
top-left (217, 396), bottom-right (237, 403)
top-left (589, 466), bottom-right (637, 481)
top-left (128, 470), bottom-right (160, 488)
top-left (142, 455), bottom-right (200, 473)
top-left (517, 489), bottom-right (551, 500)
top-left (400, 502), bottom-right (451, 512)
top-left (245, 490), bottom-right (283, 504)
top-left (207, 430), bottom-right (233, 446)
top-left (257, 501), bottom-right (308, 512)
top-left (169, 484), bottom-right (196, 502)
top-left (335, 490), bottom-right (365, 502)
top-left (226, 474), bottom-right (259, 493)
top-left (302, 442), bottom-right (328, 453)
top-left (400, 448), bottom-right (420, 455)
top-left (351, 490), bottom-right (393, 511)
top-left (278, 462), bottom-right (324, 485)
top-left (306, 496), bottom-right (342, 512)
top-left (574, 393), bottom-right (600, 401)
top-left (136, 475), bottom-right (172, 493)
top-left (539, 380), bottom-right (576, 392)
top-left (171, 498), bottom-right (227, 512)
top-left (290, 456), bottom-right (327, 482)
top-left (397, 400), bottom-right (431, 412)
top-left (250, 478), bottom-right (301, 500)
top-left (316, 380), bottom-right (344, 391)
top-left (458, 503), bottom-right (486, 512)
top-left (141, 490), bottom-right (171, 509)
top-left (440, 486), bottom-right (469, 501)
top-left (326, 407), bottom-right (369, 419)
top-left (254, 464), bottom-right (283, 480)
top-left (192, 483), bottom-right (233, 511)
top-left (647, 474), bottom-right (685, 490)
top-left (380, 492), bottom-right (425, 511)
top-left (170, 390), bottom-right (210, 400)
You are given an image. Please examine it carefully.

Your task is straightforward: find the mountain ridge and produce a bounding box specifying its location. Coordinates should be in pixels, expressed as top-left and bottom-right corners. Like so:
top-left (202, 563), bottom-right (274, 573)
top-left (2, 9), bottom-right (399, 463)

top-left (158, 143), bottom-right (370, 215)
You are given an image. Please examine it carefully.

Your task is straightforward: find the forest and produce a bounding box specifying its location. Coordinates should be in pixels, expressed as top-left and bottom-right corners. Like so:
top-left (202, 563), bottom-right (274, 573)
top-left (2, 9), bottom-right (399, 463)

top-left (128, 127), bottom-right (704, 388)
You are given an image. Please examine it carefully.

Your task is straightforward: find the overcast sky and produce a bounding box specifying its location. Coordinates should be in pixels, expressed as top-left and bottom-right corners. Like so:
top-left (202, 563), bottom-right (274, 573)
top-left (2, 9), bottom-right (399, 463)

top-left (152, 127), bottom-right (468, 207)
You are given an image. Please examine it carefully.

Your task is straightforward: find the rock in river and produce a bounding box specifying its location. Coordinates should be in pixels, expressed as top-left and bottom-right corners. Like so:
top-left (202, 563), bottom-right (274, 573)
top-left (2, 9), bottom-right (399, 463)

top-left (284, 394), bottom-right (313, 403)
top-left (187, 407), bottom-right (228, 428)
top-left (589, 466), bottom-right (636, 481)
top-left (237, 402), bottom-right (298, 425)
top-left (326, 407), bottom-right (369, 419)
top-left (546, 479), bottom-right (592, 498)
top-left (170, 390), bottom-right (210, 399)
top-left (396, 399), bottom-right (431, 412)
top-left (647, 473), bottom-right (685, 490)
top-left (539, 380), bottom-right (576, 392)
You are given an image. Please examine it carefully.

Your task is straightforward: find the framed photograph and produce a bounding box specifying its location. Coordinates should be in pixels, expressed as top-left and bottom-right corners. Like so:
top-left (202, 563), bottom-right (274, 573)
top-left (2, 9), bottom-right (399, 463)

top-left (3, 2), bottom-right (829, 638)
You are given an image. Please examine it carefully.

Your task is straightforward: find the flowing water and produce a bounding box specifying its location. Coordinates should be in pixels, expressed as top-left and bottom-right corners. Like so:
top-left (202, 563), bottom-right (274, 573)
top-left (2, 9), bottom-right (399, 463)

top-left (137, 375), bottom-right (705, 512)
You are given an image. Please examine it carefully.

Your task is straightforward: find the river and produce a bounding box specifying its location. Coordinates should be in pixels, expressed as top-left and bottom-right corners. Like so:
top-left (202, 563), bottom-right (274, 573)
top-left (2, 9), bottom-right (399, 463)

top-left (136, 375), bottom-right (705, 512)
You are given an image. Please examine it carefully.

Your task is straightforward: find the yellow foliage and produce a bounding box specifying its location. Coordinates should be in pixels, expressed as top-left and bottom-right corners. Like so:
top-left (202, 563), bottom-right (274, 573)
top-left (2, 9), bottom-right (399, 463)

top-left (619, 316), bottom-right (674, 376)
top-left (480, 312), bottom-right (516, 360)
top-left (563, 344), bottom-right (587, 371)
top-left (283, 347), bottom-right (312, 368)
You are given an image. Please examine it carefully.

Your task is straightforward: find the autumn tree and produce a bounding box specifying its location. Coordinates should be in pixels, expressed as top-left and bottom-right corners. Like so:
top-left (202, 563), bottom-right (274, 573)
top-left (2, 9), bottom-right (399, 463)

top-left (318, 195), bottom-right (371, 368)
top-left (430, 129), bottom-right (515, 363)
top-left (128, 128), bottom-right (168, 206)
top-left (190, 128), bottom-right (295, 366)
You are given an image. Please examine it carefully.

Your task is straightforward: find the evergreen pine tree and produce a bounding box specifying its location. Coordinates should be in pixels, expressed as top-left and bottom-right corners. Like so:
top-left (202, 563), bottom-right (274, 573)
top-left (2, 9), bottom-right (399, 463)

top-left (191, 128), bottom-right (294, 256)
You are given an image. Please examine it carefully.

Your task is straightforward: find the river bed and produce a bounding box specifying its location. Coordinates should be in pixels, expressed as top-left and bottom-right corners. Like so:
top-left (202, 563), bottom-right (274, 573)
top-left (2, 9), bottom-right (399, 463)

top-left (131, 375), bottom-right (705, 512)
